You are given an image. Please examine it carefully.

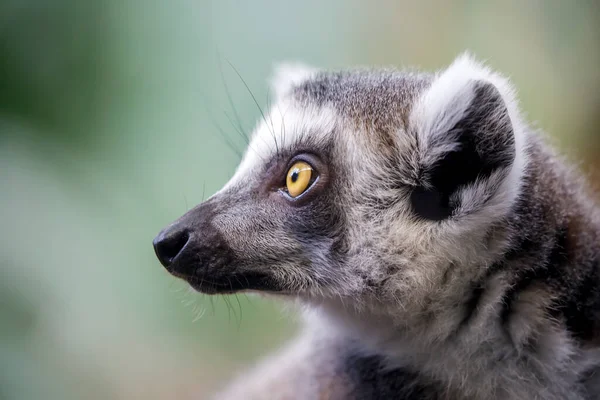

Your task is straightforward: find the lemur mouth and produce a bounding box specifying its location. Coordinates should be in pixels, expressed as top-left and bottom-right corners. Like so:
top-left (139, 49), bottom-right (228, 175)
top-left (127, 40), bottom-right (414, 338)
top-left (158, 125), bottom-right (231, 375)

top-left (170, 270), bottom-right (282, 295)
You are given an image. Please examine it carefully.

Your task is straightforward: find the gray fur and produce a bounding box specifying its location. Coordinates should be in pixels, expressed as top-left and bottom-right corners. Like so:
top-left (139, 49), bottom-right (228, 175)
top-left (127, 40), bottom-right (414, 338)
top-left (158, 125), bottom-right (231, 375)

top-left (153, 54), bottom-right (600, 399)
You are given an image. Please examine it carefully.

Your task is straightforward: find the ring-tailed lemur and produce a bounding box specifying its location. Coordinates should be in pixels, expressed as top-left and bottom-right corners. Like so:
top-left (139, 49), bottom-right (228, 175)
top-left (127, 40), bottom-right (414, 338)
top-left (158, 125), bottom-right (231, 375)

top-left (153, 54), bottom-right (600, 400)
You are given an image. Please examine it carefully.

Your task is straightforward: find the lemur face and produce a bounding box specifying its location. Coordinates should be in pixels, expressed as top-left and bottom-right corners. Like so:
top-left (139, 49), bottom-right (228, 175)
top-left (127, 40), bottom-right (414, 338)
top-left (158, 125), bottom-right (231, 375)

top-left (153, 55), bottom-right (527, 304)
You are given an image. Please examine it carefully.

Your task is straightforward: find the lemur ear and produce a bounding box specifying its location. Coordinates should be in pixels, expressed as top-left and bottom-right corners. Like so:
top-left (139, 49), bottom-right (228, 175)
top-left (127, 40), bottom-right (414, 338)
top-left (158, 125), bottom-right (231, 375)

top-left (269, 62), bottom-right (319, 101)
top-left (409, 53), bottom-right (526, 221)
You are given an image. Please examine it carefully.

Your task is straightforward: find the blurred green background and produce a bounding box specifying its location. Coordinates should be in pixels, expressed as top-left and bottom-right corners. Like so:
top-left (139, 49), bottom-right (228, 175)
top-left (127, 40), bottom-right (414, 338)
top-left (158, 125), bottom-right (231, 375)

top-left (1, 1), bottom-right (599, 399)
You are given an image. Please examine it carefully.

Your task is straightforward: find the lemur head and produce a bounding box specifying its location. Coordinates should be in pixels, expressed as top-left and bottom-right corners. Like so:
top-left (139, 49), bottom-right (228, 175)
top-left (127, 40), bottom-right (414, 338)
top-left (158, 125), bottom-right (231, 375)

top-left (153, 54), bottom-right (527, 314)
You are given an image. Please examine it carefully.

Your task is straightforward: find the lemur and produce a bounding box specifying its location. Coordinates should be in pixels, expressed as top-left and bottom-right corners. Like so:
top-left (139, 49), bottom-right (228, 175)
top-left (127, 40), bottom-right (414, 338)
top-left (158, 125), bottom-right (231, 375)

top-left (153, 54), bottom-right (600, 399)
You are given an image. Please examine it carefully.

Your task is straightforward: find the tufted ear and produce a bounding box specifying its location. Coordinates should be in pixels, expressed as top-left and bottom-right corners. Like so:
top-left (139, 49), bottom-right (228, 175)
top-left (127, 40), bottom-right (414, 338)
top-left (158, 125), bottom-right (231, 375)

top-left (269, 62), bottom-right (319, 101)
top-left (409, 53), bottom-right (526, 221)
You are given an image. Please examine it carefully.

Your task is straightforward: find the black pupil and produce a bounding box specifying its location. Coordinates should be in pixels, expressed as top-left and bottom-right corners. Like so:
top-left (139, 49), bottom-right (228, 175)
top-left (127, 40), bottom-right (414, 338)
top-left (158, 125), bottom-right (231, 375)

top-left (291, 169), bottom-right (299, 183)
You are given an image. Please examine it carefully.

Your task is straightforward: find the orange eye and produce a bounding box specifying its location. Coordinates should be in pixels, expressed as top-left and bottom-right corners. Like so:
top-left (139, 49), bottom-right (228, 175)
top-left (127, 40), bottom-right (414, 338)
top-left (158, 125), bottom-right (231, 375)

top-left (285, 161), bottom-right (314, 197)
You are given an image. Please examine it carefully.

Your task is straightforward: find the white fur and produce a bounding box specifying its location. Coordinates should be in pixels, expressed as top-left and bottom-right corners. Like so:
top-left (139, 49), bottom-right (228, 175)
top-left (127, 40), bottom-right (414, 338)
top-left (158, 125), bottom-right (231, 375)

top-left (220, 100), bottom-right (338, 193)
top-left (269, 62), bottom-right (319, 102)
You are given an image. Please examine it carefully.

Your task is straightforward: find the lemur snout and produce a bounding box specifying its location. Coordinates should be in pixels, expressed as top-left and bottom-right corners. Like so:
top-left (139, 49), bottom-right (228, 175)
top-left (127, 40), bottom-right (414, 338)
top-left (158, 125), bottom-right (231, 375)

top-left (153, 225), bottom-right (190, 268)
top-left (153, 197), bottom-right (285, 294)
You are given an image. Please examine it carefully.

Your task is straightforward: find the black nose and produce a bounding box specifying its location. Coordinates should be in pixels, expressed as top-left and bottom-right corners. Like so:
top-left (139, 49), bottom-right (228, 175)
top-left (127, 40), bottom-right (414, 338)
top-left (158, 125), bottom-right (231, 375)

top-left (153, 226), bottom-right (190, 268)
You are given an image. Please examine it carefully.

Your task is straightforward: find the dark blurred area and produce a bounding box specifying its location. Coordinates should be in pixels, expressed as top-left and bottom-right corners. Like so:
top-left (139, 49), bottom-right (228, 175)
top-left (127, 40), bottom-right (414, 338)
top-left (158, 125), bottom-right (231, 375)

top-left (1, 1), bottom-right (599, 399)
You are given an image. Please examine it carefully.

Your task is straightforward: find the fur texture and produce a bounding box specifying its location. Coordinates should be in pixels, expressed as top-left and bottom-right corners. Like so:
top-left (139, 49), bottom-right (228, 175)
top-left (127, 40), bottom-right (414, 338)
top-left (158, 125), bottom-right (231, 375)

top-left (153, 54), bottom-right (600, 399)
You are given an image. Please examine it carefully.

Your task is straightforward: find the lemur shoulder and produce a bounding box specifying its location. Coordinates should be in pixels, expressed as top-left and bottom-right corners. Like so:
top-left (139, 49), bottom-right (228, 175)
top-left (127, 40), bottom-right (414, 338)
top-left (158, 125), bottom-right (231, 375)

top-left (153, 54), bottom-right (600, 400)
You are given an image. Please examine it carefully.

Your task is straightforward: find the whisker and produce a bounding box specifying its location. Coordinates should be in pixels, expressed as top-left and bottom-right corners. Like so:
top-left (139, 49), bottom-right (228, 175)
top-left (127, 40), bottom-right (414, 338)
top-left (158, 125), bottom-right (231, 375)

top-left (223, 110), bottom-right (266, 163)
top-left (167, 280), bottom-right (186, 294)
top-left (265, 90), bottom-right (280, 157)
top-left (198, 91), bottom-right (244, 160)
top-left (192, 305), bottom-right (206, 323)
top-left (231, 275), bottom-right (256, 312)
top-left (225, 278), bottom-right (241, 328)
top-left (277, 103), bottom-right (289, 151)
top-left (233, 292), bottom-right (243, 330)
top-left (209, 295), bottom-right (216, 316)
top-left (242, 292), bottom-right (257, 310)
top-left (217, 54), bottom-right (271, 161)
top-left (225, 58), bottom-right (279, 157)
top-left (223, 110), bottom-right (249, 144)
top-left (216, 52), bottom-right (250, 142)
top-left (223, 294), bottom-right (233, 324)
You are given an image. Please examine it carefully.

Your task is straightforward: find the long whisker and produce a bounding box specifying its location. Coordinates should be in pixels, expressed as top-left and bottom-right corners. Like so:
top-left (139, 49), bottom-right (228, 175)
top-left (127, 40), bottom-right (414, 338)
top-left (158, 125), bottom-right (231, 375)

top-left (223, 294), bottom-right (234, 324)
top-left (242, 292), bottom-right (256, 310)
top-left (216, 51), bottom-right (250, 142)
top-left (198, 91), bottom-right (243, 159)
top-left (233, 293), bottom-right (243, 330)
top-left (216, 53), bottom-right (270, 163)
top-left (225, 58), bottom-right (280, 158)
top-left (265, 90), bottom-right (279, 152)
top-left (264, 86), bottom-right (280, 158)
top-left (209, 295), bottom-right (216, 316)
top-left (223, 110), bottom-right (266, 163)
top-left (277, 103), bottom-right (288, 151)
top-left (225, 278), bottom-right (241, 328)
top-left (192, 305), bottom-right (206, 322)
top-left (218, 56), bottom-right (271, 160)
top-left (223, 110), bottom-right (249, 144)
top-left (229, 277), bottom-right (245, 328)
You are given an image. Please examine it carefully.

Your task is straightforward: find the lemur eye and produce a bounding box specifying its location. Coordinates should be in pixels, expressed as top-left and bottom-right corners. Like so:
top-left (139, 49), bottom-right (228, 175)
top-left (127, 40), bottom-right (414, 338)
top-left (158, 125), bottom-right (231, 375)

top-left (285, 161), bottom-right (314, 198)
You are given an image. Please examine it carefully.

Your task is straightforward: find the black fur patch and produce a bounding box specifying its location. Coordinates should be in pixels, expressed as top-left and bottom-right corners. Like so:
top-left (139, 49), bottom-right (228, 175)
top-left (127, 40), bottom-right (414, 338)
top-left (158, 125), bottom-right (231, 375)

top-left (560, 257), bottom-right (600, 342)
top-left (500, 228), bottom-right (568, 329)
top-left (458, 284), bottom-right (486, 329)
top-left (410, 187), bottom-right (451, 221)
top-left (411, 82), bottom-right (515, 221)
top-left (343, 350), bottom-right (442, 399)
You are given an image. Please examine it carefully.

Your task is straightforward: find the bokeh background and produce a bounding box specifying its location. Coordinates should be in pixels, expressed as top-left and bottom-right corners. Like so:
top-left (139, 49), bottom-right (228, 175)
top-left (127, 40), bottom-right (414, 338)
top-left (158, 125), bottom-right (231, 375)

top-left (1, 1), bottom-right (599, 399)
